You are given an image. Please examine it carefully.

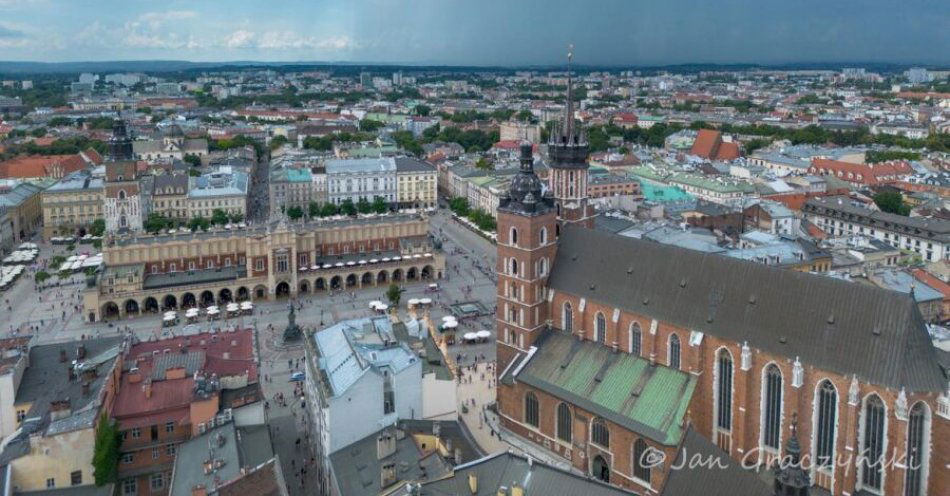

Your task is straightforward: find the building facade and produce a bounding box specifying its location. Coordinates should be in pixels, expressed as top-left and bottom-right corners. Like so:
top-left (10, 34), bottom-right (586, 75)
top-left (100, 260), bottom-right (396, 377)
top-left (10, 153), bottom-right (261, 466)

top-left (326, 157), bottom-right (396, 206)
top-left (804, 196), bottom-right (950, 262)
top-left (40, 170), bottom-right (104, 240)
top-left (84, 215), bottom-right (445, 321)
top-left (0, 182), bottom-right (42, 243)
top-left (104, 120), bottom-right (144, 233)
top-left (394, 157), bottom-right (437, 209)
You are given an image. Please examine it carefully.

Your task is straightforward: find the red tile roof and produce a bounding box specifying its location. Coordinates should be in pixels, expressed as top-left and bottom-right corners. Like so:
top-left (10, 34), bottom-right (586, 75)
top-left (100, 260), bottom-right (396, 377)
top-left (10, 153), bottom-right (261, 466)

top-left (808, 158), bottom-right (913, 185)
top-left (112, 329), bottom-right (258, 426)
top-left (912, 269), bottom-right (950, 300)
top-left (689, 129), bottom-right (740, 161)
top-left (0, 153), bottom-right (88, 179)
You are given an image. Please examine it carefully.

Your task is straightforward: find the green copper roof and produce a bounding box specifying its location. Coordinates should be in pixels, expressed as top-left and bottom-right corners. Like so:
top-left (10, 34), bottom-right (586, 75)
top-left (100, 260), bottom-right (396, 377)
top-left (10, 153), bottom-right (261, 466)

top-left (516, 331), bottom-right (695, 446)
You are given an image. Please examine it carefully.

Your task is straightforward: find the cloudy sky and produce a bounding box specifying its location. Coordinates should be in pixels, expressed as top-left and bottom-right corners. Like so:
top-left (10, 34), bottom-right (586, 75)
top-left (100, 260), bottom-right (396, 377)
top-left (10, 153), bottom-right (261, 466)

top-left (0, 0), bottom-right (947, 65)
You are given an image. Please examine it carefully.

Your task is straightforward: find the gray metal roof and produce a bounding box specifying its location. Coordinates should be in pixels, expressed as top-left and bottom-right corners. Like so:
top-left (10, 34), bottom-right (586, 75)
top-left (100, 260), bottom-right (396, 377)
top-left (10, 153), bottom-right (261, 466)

top-left (420, 451), bottom-right (635, 496)
top-left (660, 427), bottom-right (771, 496)
top-left (548, 225), bottom-right (946, 392)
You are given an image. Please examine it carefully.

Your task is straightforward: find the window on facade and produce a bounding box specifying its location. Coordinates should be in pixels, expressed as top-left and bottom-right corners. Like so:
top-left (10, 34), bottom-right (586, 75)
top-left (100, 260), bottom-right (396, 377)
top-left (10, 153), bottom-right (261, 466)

top-left (669, 334), bottom-right (681, 370)
top-left (166, 444), bottom-right (177, 456)
top-left (591, 418), bottom-right (610, 448)
top-left (46, 478), bottom-right (55, 488)
top-left (276, 253), bottom-right (289, 273)
top-left (255, 259), bottom-right (264, 271)
top-left (16, 410), bottom-right (25, 422)
top-left (150, 473), bottom-right (165, 491)
top-left (716, 349), bottom-right (733, 432)
top-left (556, 402), bottom-right (572, 442)
top-left (595, 313), bottom-right (606, 344)
top-left (524, 392), bottom-right (539, 428)
top-left (510, 258), bottom-right (518, 275)
top-left (165, 421), bottom-right (175, 433)
top-left (633, 439), bottom-right (651, 483)
top-left (905, 402), bottom-right (929, 496)
top-left (815, 380), bottom-right (837, 469)
top-left (860, 394), bottom-right (885, 491)
top-left (70, 471), bottom-right (82, 486)
top-left (131, 427), bottom-right (140, 439)
top-left (510, 227), bottom-right (518, 246)
top-left (762, 365), bottom-right (783, 450)
top-left (630, 323), bottom-right (642, 356)
top-left (383, 374), bottom-right (395, 415)
top-left (539, 227), bottom-right (547, 245)
top-left (562, 303), bottom-right (573, 332)
top-left (122, 453), bottom-right (133, 464)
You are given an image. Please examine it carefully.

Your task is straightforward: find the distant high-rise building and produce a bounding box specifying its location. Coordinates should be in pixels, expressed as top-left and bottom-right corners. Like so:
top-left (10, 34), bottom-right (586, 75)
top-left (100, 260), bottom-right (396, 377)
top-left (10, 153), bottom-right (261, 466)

top-left (904, 67), bottom-right (933, 84)
top-left (392, 71), bottom-right (403, 86)
top-left (78, 72), bottom-right (98, 84)
top-left (359, 71), bottom-right (371, 87)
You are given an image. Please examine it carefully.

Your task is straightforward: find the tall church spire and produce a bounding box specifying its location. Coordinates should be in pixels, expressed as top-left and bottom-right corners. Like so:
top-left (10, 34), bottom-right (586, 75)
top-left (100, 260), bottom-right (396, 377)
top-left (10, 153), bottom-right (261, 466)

top-left (564, 44), bottom-right (575, 144)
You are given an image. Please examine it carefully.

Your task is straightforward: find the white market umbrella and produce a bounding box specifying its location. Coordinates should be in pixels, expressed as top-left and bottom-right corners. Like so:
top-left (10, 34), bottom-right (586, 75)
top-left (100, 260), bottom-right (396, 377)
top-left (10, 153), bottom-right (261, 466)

top-left (418, 298), bottom-right (432, 305)
top-left (476, 330), bottom-right (492, 339)
top-left (463, 332), bottom-right (478, 341)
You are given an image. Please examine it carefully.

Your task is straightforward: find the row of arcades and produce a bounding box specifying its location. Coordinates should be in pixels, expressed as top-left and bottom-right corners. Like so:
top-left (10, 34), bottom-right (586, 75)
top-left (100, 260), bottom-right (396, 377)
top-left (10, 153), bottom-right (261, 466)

top-left (95, 264), bottom-right (438, 321)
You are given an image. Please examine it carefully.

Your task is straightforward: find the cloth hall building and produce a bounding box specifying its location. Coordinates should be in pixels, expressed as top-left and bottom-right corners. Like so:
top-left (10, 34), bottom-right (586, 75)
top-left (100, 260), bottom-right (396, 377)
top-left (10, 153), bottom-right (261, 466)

top-left (494, 76), bottom-right (948, 496)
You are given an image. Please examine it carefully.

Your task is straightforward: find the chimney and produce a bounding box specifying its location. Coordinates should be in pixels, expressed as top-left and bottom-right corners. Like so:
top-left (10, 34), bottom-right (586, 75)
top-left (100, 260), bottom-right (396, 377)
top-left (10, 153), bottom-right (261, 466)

top-left (59, 349), bottom-right (67, 363)
top-left (454, 447), bottom-right (462, 465)
top-left (76, 345), bottom-right (86, 360)
top-left (192, 484), bottom-right (207, 496)
top-left (380, 461), bottom-right (397, 488)
top-left (468, 473), bottom-right (478, 495)
top-left (377, 431), bottom-right (397, 460)
top-left (67, 366), bottom-right (76, 381)
top-left (611, 341), bottom-right (618, 353)
top-left (81, 381), bottom-right (91, 396)
top-left (49, 399), bottom-right (72, 421)
top-left (128, 368), bottom-right (142, 384)
top-left (144, 379), bottom-right (152, 399)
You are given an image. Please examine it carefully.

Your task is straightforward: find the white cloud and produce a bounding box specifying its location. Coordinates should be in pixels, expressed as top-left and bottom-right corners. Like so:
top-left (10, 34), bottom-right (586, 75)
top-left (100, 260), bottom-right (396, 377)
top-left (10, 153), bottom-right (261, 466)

top-left (139, 10), bottom-right (196, 29)
top-left (120, 11), bottom-right (202, 50)
top-left (221, 30), bottom-right (355, 51)
top-left (224, 30), bottom-right (256, 49)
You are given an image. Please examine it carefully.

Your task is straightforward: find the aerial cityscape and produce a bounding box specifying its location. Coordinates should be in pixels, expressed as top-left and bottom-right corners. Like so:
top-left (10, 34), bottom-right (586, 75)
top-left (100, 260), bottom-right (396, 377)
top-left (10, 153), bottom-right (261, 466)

top-left (0, 1), bottom-right (948, 496)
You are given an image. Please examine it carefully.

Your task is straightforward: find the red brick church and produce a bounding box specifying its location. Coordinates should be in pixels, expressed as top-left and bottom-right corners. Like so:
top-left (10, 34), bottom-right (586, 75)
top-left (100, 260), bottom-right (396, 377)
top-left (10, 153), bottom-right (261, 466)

top-left (494, 63), bottom-right (947, 496)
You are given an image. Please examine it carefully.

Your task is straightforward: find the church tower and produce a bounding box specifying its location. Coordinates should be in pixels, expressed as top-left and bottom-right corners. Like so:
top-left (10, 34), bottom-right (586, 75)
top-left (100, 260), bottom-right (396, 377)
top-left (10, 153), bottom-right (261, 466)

top-left (104, 119), bottom-right (143, 234)
top-left (548, 45), bottom-right (593, 232)
top-left (495, 143), bottom-right (558, 372)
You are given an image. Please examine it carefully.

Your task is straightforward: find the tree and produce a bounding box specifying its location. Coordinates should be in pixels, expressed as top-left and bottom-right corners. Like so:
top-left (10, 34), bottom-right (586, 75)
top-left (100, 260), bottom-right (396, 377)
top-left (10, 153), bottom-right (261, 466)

top-left (385, 283), bottom-right (404, 308)
top-left (319, 202), bottom-right (340, 217)
top-left (211, 209), bottom-right (230, 225)
top-left (391, 130), bottom-right (424, 156)
top-left (144, 213), bottom-right (171, 234)
top-left (415, 104), bottom-right (431, 116)
top-left (475, 157), bottom-right (493, 171)
top-left (183, 154), bottom-right (201, 167)
top-left (359, 119), bottom-right (385, 132)
top-left (356, 198), bottom-right (372, 214)
top-left (308, 201), bottom-right (321, 218)
top-left (873, 191), bottom-right (911, 216)
top-left (229, 213), bottom-right (244, 223)
top-left (188, 168), bottom-right (200, 177)
top-left (339, 199), bottom-right (357, 216)
top-left (188, 216), bottom-right (210, 232)
top-left (516, 109), bottom-right (534, 122)
top-left (286, 206), bottom-right (304, 219)
top-left (138, 106), bottom-right (152, 115)
top-left (269, 135), bottom-right (288, 150)
top-left (34, 271), bottom-right (50, 284)
top-left (371, 196), bottom-right (389, 214)
top-left (47, 116), bottom-right (72, 127)
top-left (93, 413), bottom-right (121, 486)
top-left (30, 127), bottom-right (47, 138)
top-left (448, 197), bottom-right (470, 216)
top-left (89, 218), bottom-right (106, 237)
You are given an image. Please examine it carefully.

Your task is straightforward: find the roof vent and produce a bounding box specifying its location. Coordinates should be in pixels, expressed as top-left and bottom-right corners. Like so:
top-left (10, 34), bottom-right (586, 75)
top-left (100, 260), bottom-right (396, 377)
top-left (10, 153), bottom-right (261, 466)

top-left (626, 267), bottom-right (633, 274)
top-left (679, 278), bottom-right (687, 288)
top-left (748, 295), bottom-right (756, 304)
top-left (571, 254), bottom-right (577, 261)
top-left (589, 284), bottom-right (596, 291)
top-left (642, 297), bottom-right (649, 305)
top-left (872, 326), bottom-right (881, 336)
top-left (706, 315), bottom-right (713, 323)
top-left (779, 336), bottom-right (787, 344)
top-left (827, 314), bottom-right (835, 325)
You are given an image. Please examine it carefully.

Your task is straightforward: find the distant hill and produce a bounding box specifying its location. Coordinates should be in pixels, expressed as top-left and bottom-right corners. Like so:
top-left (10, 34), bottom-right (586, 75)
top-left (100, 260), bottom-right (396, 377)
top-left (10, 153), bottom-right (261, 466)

top-left (0, 60), bottom-right (945, 76)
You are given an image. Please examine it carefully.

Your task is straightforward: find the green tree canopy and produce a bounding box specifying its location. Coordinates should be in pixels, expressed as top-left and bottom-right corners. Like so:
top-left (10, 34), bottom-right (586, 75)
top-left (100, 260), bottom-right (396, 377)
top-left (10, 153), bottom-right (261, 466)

top-left (89, 218), bottom-right (106, 237)
top-left (372, 196), bottom-right (389, 214)
top-left (286, 206), bottom-right (304, 219)
top-left (356, 198), bottom-right (373, 214)
top-left (340, 199), bottom-right (357, 216)
top-left (211, 209), bottom-right (230, 225)
top-left (319, 202), bottom-right (340, 217)
top-left (386, 283), bottom-right (404, 308)
top-left (873, 191), bottom-right (911, 216)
